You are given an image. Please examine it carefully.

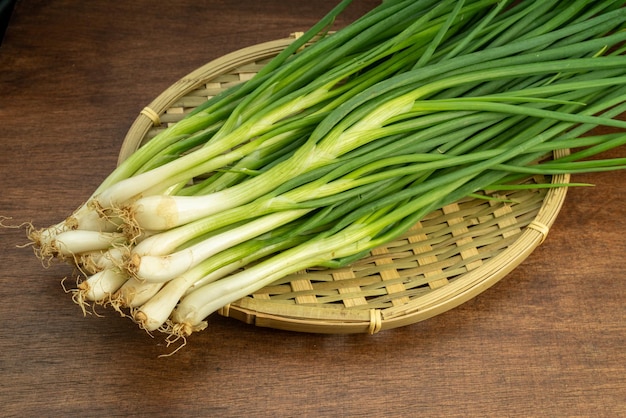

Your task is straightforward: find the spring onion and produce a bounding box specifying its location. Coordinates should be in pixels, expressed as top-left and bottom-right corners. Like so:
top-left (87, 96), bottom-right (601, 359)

top-left (25, 0), bottom-right (626, 343)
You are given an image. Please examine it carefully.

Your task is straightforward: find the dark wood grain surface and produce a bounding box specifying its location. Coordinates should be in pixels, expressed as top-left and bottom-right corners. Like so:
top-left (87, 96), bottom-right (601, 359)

top-left (1, 1), bottom-right (625, 416)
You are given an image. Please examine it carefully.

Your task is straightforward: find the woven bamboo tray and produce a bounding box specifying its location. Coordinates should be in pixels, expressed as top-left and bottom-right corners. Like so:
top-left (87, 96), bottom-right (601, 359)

top-left (118, 34), bottom-right (570, 334)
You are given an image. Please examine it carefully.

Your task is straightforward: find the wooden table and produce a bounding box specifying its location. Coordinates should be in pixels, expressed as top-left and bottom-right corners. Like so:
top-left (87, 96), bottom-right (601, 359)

top-left (1, 1), bottom-right (625, 416)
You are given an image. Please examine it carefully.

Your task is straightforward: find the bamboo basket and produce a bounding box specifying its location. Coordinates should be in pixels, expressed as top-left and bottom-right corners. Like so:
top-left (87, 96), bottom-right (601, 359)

top-left (118, 34), bottom-right (569, 334)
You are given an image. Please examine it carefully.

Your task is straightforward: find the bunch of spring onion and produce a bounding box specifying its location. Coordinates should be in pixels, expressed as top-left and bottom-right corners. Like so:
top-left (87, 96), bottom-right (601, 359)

top-left (28, 0), bottom-right (626, 340)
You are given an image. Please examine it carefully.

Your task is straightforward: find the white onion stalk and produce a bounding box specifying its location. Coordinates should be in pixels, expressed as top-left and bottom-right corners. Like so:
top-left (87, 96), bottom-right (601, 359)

top-left (112, 277), bottom-right (164, 309)
top-left (76, 247), bottom-right (127, 275)
top-left (51, 230), bottom-right (127, 258)
top-left (128, 209), bottom-right (311, 283)
top-left (133, 263), bottom-right (231, 332)
top-left (29, 201), bottom-right (121, 257)
top-left (78, 269), bottom-right (129, 302)
top-left (134, 224), bottom-right (310, 330)
top-left (169, 218), bottom-right (386, 334)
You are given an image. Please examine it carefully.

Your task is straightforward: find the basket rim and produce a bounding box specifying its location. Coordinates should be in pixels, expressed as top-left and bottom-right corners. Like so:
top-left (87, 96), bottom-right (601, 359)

top-left (118, 35), bottom-right (570, 334)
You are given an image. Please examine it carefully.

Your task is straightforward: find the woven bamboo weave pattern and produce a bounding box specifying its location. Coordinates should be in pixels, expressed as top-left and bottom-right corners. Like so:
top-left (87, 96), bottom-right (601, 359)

top-left (118, 36), bottom-right (569, 334)
top-left (261, 188), bottom-right (545, 309)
